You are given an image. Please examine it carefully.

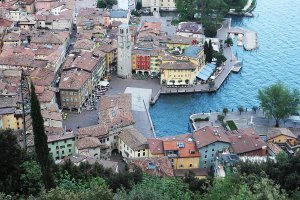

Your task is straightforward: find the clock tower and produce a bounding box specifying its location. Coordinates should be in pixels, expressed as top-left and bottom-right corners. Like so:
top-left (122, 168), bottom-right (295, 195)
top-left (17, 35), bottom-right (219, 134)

top-left (117, 24), bottom-right (132, 79)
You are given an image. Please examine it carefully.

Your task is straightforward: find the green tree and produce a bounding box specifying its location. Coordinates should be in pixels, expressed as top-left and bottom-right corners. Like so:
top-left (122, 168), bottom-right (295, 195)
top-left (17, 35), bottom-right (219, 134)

top-left (30, 83), bottom-right (54, 190)
top-left (218, 114), bottom-right (225, 122)
top-left (204, 22), bottom-right (218, 37)
top-left (136, 1), bottom-right (142, 10)
top-left (224, 37), bottom-right (233, 47)
top-left (214, 52), bottom-right (227, 67)
top-left (204, 41), bottom-right (209, 63)
top-left (258, 82), bottom-right (300, 127)
top-left (97, 0), bottom-right (106, 8)
top-left (0, 129), bottom-right (24, 194)
top-left (223, 108), bottom-right (229, 116)
top-left (114, 175), bottom-right (193, 200)
top-left (108, 167), bottom-right (143, 192)
top-left (20, 160), bottom-right (44, 196)
top-left (208, 39), bottom-right (214, 62)
top-left (237, 106), bottom-right (244, 115)
top-left (39, 177), bottom-right (113, 200)
top-left (252, 106), bottom-right (258, 114)
top-left (97, 0), bottom-right (117, 9)
top-left (175, 0), bottom-right (197, 21)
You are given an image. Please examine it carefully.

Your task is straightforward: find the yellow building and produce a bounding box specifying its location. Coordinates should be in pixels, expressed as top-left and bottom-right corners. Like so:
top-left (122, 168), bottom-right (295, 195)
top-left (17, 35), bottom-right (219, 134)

top-left (163, 140), bottom-right (200, 169)
top-left (96, 43), bottom-right (117, 74)
top-left (0, 108), bottom-right (22, 130)
top-left (160, 61), bottom-right (197, 86)
top-left (166, 35), bottom-right (195, 50)
top-left (268, 128), bottom-right (298, 146)
top-left (182, 46), bottom-right (205, 69)
top-left (118, 128), bottom-right (150, 158)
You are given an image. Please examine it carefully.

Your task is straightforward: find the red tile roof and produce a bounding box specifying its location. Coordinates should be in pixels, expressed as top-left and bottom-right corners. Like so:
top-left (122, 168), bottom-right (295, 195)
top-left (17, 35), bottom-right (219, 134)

top-left (0, 18), bottom-right (13, 27)
top-left (163, 140), bottom-right (200, 158)
top-left (76, 137), bottom-right (103, 150)
top-left (193, 126), bottom-right (230, 148)
top-left (147, 138), bottom-right (164, 155)
top-left (59, 69), bottom-right (91, 90)
top-left (125, 157), bottom-right (174, 177)
top-left (226, 128), bottom-right (267, 154)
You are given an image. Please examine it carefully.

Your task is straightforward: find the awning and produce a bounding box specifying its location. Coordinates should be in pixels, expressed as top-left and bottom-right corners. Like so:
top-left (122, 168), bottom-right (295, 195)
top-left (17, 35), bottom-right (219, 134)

top-left (167, 81), bottom-right (174, 85)
top-left (196, 63), bottom-right (216, 81)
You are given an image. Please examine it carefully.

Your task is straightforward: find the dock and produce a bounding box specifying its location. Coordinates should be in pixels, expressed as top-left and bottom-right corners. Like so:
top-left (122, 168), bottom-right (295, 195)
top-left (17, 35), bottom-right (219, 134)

top-left (232, 66), bottom-right (242, 73)
top-left (227, 27), bottom-right (258, 51)
top-left (244, 31), bottom-right (257, 51)
top-left (150, 89), bottom-right (161, 105)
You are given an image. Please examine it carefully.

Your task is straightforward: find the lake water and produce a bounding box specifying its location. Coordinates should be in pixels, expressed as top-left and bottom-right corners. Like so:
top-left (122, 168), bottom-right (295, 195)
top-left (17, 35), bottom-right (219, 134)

top-left (149, 0), bottom-right (300, 137)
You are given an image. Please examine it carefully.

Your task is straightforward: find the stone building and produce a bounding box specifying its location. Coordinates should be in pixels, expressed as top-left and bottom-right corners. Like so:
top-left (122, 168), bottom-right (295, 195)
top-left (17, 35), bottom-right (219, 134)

top-left (117, 24), bottom-right (132, 78)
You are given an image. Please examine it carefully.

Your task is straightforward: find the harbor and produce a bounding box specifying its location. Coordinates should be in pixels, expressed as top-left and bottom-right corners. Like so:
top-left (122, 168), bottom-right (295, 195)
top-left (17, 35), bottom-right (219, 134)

top-left (150, 0), bottom-right (300, 136)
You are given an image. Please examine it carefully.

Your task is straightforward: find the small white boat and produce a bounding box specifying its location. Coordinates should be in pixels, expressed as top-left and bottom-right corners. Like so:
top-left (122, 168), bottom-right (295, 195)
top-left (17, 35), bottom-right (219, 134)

top-left (237, 40), bottom-right (243, 46)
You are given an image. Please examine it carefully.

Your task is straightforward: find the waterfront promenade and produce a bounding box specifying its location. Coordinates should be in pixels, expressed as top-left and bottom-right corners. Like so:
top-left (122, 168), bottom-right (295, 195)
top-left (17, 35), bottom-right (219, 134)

top-left (159, 19), bottom-right (238, 95)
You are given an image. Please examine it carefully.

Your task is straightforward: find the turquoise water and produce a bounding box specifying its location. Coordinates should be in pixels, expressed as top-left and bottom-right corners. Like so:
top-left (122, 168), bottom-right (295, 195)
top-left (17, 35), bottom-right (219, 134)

top-left (149, 0), bottom-right (300, 137)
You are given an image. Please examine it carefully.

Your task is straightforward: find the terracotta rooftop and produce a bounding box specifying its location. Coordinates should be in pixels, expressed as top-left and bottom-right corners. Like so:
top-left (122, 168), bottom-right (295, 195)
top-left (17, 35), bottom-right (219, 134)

top-left (147, 138), bottom-right (164, 155)
top-left (59, 69), bottom-right (91, 90)
top-left (140, 22), bottom-right (161, 35)
top-left (267, 142), bottom-right (284, 156)
top-left (41, 109), bottom-right (62, 121)
top-left (268, 128), bottom-right (297, 140)
top-left (193, 126), bottom-right (231, 148)
top-left (118, 128), bottom-right (147, 151)
top-left (125, 157), bottom-right (174, 177)
top-left (77, 8), bottom-right (109, 18)
top-left (76, 137), bottom-right (103, 150)
top-left (76, 124), bottom-right (108, 139)
top-left (30, 68), bottom-right (55, 87)
top-left (177, 22), bottom-right (203, 34)
top-left (38, 89), bottom-right (55, 103)
top-left (47, 133), bottom-right (75, 143)
top-left (69, 52), bottom-right (100, 72)
top-left (97, 43), bottom-right (117, 53)
top-left (30, 31), bottom-right (69, 45)
top-left (98, 94), bottom-right (134, 129)
top-left (163, 140), bottom-right (200, 158)
top-left (226, 128), bottom-right (267, 154)
top-left (0, 18), bottom-right (13, 27)
top-left (45, 126), bottom-right (65, 135)
top-left (161, 61), bottom-right (196, 70)
top-left (167, 35), bottom-right (194, 45)
top-left (0, 96), bottom-right (18, 108)
top-left (74, 39), bottom-right (95, 51)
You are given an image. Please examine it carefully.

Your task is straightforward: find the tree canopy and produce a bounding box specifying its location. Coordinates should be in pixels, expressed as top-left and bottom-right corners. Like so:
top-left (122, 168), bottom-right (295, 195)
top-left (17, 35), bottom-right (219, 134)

top-left (97, 0), bottom-right (117, 9)
top-left (0, 129), bottom-right (25, 194)
top-left (258, 82), bottom-right (300, 127)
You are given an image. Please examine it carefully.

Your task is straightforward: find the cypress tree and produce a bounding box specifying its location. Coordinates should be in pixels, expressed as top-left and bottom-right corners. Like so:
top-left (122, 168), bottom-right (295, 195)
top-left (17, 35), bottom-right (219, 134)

top-left (204, 41), bottom-right (209, 63)
top-left (30, 82), bottom-right (54, 191)
top-left (208, 40), bottom-right (214, 63)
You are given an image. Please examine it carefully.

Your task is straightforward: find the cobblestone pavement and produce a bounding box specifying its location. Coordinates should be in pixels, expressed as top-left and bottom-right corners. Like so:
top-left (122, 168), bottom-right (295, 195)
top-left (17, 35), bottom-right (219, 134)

top-left (63, 109), bottom-right (99, 133)
top-left (107, 76), bottom-right (161, 98)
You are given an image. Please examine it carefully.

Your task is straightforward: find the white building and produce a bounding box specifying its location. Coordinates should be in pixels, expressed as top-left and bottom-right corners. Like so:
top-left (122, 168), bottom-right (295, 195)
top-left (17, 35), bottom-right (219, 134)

top-left (142, 0), bottom-right (176, 12)
top-left (118, 0), bottom-right (136, 10)
top-left (75, 137), bottom-right (103, 159)
top-left (110, 10), bottom-right (130, 25)
top-left (117, 24), bottom-right (132, 78)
